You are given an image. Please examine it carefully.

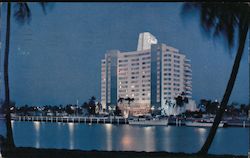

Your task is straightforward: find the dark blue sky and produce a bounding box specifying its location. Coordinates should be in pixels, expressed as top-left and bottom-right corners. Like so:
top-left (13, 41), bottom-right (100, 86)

top-left (1, 2), bottom-right (249, 106)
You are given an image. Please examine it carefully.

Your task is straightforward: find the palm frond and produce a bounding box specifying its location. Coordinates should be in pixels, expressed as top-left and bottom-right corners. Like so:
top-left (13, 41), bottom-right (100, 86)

top-left (182, 2), bottom-right (250, 50)
top-left (40, 2), bottom-right (47, 15)
top-left (14, 2), bottom-right (50, 25)
top-left (14, 3), bottom-right (31, 25)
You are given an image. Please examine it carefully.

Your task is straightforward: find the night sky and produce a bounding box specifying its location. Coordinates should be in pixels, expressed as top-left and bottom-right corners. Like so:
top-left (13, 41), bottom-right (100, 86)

top-left (0, 2), bottom-right (249, 106)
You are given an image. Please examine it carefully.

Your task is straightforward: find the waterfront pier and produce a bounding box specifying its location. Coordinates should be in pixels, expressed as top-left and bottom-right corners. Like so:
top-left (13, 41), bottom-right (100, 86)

top-left (1, 115), bottom-right (248, 127)
top-left (11, 116), bottom-right (128, 124)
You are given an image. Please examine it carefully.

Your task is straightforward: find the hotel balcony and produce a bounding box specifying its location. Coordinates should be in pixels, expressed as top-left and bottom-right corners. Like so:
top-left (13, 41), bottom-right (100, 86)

top-left (185, 89), bottom-right (192, 93)
top-left (185, 86), bottom-right (192, 91)
top-left (184, 68), bottom-right (192, 73)
top-left (184, 75), bottom-right (192, 80)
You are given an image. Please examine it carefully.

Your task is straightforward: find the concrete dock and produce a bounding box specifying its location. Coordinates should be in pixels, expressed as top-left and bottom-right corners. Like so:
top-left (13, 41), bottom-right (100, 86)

top-left (11, 116), bottom-right (129, 124)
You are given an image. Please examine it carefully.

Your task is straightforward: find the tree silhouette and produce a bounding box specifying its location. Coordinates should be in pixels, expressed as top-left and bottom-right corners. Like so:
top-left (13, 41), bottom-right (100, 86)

top-left (124, 97), bottom-right (134, 106)
top-left (123, 97), bottom-right (134, 116)
top-left (175, 92), bottom-right (189, 107)
top-left (2, 2), bottom-right (48, 150)
top-left (182, 2), bottom-right (249, 155)
top-left (88, 96), bottom-right (96, 115)
top-left (175, 96), bottom-right (184, 107)
top-left (114, 105), bottom-right (122, 116)
top-left (117, 97), bottom-right (124, 104)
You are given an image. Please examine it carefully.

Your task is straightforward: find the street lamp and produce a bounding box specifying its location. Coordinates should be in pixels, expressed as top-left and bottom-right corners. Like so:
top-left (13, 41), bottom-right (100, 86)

top-left (151, 106), bottom-right (155, 115)
top-left (108, 106), bottom-right (112, 116)
top-left (76, 99), bottom-right (79, 116)
top-left (151, 106), bottom-right (155, 111)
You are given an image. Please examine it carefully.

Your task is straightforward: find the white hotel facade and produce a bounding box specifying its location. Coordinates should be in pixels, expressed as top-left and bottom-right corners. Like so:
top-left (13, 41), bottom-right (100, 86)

top-left (101, 32), bottom-right (192, 113)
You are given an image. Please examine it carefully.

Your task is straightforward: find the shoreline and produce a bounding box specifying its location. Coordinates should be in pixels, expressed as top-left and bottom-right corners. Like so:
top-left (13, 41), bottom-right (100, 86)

top-left (2, 147), bottom-right (248, 158)
top-left (5, 116), bottom-right (249, 128)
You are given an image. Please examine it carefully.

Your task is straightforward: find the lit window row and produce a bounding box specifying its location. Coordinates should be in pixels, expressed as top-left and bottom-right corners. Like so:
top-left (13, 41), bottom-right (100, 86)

top-left (164, 68), bottom-right (171, 71)
top-left (142, 56), bottom-right (151, 60)
top-left (119, 81), bottom-right (128, 84)
top-left (174, 88), bottom-right (180, 91)
top-left (142, 84), bottom-right (150, 87)
top-left (163, 82), bottom-right (171, 85)
top-left (174, 69), bottom-right (180, 73)
top-left (123, 52), bottom-right (150, 58)
top-left (131, 71), bottom-right (139, 75)
top-left (142, 61), bottom-right (151, 65)
top-left (164, 92), bottom-right (171, 95)
top-left (142, 75), bottom-right (150, 78)
top-left (174, 74), bottom-right (180, 77)
top-left (142, 66), bottom-right (150, 69)
top-left (173, 83), bottom-right (180, 86)
top-left (118, 64), bottom-right (127, 67)
top-left (119, 77), bottom-right (128, 80)
top-left (163, 73), bottom-right (171, 76)
top-left (142, 79), bottom-right (150, 83)
top-left (164, 78), bottom-right (171, 81)
top-left (174, 55), bottom-right (180, 59)
top-left (174, 60), bottom-right (180, 63)
top-left (164, 63), bottom-right (171, 67)
top-left (164, 58), bottom-right (171, 62)
top-left (131, 76), bottom-right (139, 79)
top-left (118, 59), bottom-right (128, 63)
top-left (174, 64), bottom-right (180, 68)
top-left (131, 67), bottom-right (139, 70)
top-left (131, 63), bottom-right (139, 66)
top-left (174, 78), bottom-right (180, 82)
top-left (131, 58), bottom-right (139, 62)
top-left (164, 54), bottom-right (171, 57)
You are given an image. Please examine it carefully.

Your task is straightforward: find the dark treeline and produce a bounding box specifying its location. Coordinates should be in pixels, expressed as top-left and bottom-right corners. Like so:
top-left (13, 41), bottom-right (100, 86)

top-left (176, 99), bottom-right (249, 118)
top-left (196, 99), bottom-right (249, 117)
top-left (0, 97), bottom-right (248, 118)
top-left (0, 96), bottom-right (109, 117)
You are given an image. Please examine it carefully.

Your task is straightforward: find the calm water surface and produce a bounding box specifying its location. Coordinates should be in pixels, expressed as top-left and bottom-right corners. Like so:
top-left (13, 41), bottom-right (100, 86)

top-left (0, 121), bottom-right (248, 155)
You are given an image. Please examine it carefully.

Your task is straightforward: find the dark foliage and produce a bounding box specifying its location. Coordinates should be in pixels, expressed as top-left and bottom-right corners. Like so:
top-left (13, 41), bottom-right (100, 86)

top-left (182, 2), bottom-right (249, 155)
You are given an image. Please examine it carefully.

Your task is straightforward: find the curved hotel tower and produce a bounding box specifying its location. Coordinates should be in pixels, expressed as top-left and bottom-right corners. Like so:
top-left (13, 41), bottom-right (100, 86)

top-left (101, 32), bottom-right (192, 114)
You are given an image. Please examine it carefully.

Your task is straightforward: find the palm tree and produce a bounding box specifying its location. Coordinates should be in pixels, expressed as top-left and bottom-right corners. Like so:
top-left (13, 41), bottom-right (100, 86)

top-left (2, 2), bottom-right (47, 150)
top-left (117, 97), bottom-right (124, 104)
top-left (182, 2), bottom-right (249, 155)
top-left (117, 97), bottom-right (124, 115)
top-left (175, 96), bottom-right (184, 107)
top-left (125, 97), bottom-right (134, 116)
top-left (124, 97), bottom-right (134, 106)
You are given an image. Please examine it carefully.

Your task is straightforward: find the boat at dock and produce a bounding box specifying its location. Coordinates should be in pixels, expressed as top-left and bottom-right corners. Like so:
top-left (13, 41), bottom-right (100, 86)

top-left (128, 119), bottom-right (168, 126)
top-left (185, 119), bottom-right (225, 127)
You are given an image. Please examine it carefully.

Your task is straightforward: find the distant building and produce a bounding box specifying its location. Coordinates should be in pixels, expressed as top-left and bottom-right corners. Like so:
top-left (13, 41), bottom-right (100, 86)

top-left (101, 32), bottom-right (192, 114)
top-left (137, 32), bottom-right (158, 51)
top-left (185, 99), bottom-right (198, 112)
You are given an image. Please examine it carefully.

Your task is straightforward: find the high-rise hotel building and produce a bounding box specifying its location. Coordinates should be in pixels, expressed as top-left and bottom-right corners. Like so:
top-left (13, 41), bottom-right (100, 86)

top-left (101, 32), bottom-right (192, 111)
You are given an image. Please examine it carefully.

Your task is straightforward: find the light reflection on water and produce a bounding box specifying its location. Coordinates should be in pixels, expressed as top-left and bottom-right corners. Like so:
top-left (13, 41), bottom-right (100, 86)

top-left (11, 120), bottom-right (14, 132)
top-left (104, 124), bottom-right (112, 151)
top-left (121, 134), bottom-right (133, 149)
top-left (195, 128), bottom-right (207, 146)
top-left (68, 123), bottom-right (75, 149)
top-left (33, 121), bottom-right (40, 148)
top-left (144, 126), bottom-right (155, 151)
top-left (5, 121), bottom-right (248, 156)
top-left (120, 125), bottom-right (136, 151)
